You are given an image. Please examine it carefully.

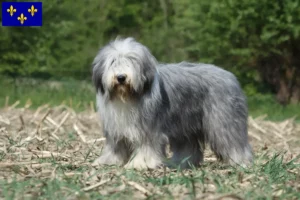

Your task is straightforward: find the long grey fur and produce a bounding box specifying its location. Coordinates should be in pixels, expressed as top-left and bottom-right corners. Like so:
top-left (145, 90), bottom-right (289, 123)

top-left (92, 37), bottom-right (253, 169)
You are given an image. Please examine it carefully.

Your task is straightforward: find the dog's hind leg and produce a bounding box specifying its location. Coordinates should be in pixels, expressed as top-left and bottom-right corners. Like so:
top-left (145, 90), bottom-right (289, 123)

top-left (210, 139), bottom-right (253, 167)
top-left (168, 137), bottom-right (204, 169)
top-left (92, 135), bottom-right (131, 166)
top-left (205, 111), bottom-right (253, 167)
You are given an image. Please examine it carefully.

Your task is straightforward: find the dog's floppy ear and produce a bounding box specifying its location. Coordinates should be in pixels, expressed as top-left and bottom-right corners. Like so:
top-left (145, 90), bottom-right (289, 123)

top-left (141, 47), bottom-right (158, 92)
top-left (92, 51), bottom-right (105, 94)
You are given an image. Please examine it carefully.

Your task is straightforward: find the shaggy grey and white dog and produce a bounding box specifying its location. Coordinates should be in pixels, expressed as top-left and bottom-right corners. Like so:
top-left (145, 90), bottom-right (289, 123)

top-left (92, 37), bottom-right (253, 169)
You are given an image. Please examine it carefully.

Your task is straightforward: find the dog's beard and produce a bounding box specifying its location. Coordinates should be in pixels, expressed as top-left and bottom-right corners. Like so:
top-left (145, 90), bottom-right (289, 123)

top-left (110, 84), bottom-right (134, 103)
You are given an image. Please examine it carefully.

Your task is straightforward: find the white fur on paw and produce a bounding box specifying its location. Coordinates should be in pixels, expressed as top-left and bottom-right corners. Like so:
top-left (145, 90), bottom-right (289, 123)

top-left (92, 156), bottom-right (108, 166)
top-left (124, 159), bottom-right (160, 170)
top-left (92, 155), bottom-right (122, 167)
top-left (124, 160), bottom-right (149, 170)
top-left (124, 150), bottom-right (162, 170)
top-left (226, 148), bottom-right (253, 168)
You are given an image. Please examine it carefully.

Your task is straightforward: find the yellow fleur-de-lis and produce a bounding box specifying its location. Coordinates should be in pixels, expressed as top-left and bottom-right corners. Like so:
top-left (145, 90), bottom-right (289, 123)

top-left (7, 5), bottom-right (16, 16)
top-left (28, 5), bottom-right (38, 16)
top-left (17, 13), bottom-right (27, 24)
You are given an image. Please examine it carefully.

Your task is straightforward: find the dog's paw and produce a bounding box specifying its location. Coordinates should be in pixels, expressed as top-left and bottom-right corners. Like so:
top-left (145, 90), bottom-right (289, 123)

top-left (124, 156), bottom-right (162, 170)
top-left (124, 160), bottom-right (149, 170)
top-left (92, 155), bottom-right (123, 167)
top-left (91, 156), bottom-right (110, 167)
top-left (124, 161), bottom-right (155, 170)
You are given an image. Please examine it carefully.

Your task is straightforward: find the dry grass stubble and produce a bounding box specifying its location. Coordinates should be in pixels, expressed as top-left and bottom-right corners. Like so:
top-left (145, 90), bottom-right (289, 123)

top-left (0, 102), bottom-right (299, 199)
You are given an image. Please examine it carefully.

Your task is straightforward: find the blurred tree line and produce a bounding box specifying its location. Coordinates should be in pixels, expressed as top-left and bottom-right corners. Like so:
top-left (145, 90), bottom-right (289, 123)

top-left (0, 0), bottom-right (299, 104)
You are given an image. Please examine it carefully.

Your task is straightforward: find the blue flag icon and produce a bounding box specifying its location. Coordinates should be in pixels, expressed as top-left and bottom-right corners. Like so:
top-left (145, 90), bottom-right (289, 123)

top-left (2, 2), bottom-right (42, 26)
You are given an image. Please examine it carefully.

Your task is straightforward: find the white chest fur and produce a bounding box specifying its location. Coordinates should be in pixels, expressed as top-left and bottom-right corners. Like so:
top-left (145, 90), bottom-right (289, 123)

top-left (96, 94), bottom-right (143, 143)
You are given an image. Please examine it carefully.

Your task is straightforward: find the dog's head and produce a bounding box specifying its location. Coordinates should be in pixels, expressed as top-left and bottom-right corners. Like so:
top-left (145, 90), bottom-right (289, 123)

top-left (92, 37), bottom-right (157, 102)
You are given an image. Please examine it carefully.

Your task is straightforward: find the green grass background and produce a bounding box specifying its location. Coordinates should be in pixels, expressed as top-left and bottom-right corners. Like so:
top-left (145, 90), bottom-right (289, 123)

top-left (0, 76), bottom-right (299, 122)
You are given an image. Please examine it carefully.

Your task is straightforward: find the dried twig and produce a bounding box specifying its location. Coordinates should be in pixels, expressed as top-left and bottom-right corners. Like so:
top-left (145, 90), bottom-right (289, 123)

top-left (248, 130), bottom-right (262, 141)
top-left (49, 112), bottom-right (70, 140)
top-left (45, 116), bottom-right (60, 128)
top-left (31, 104), bottom-right (49, 123)
top-left (127, 181), bottom-right (153, 196)
top-left (37, 109), bottom-right (51, 129)
top-left (82, 178), bottom-right (111, 192)
top-left (51, 112), bottom-right (70, 135)
top-left (87, 138), bottom-right (106, 143)
top-left (30, 150), bottom-right (70, 159)
top-left (73, 123), bottom-right (87, 143)
top-left (5, 96), bottom-right (9, 108)
top-left (0, 115), bottom-right (10, 125)
top-left (248, 117), bottom-right (267, 134)
top-left (18, 115), bottom-right (25, 131)
top-left (121, 176), bottom-right (152, 196)
top-left (0, 161), bottom-right (40, 167)
top-left (9, 100), bottom-right (20, 110)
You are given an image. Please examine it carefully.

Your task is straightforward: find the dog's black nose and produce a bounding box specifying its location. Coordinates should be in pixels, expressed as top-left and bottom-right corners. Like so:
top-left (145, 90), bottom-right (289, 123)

top-left (117, 74), bottom-right (126, 84)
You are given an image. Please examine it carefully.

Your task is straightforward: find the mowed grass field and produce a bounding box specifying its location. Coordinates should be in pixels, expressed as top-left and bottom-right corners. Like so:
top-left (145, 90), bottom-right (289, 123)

top-left (0, 76), bottom-right (300, 199)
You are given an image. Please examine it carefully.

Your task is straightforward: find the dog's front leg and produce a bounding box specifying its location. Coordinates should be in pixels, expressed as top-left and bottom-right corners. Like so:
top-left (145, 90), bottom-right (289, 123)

top-left (124, 142), bottom-right (165, 170)
top-left (92, 136), bottom-right (131, 167)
